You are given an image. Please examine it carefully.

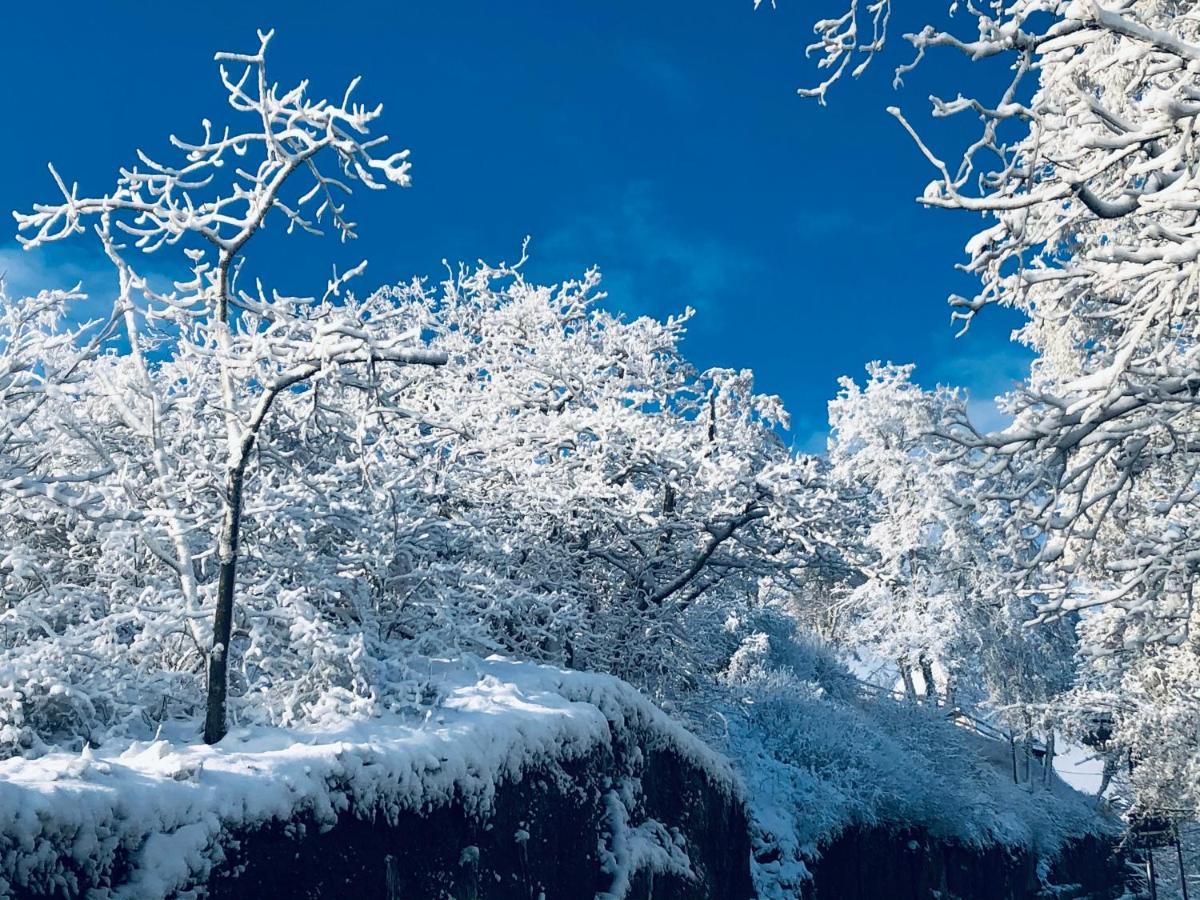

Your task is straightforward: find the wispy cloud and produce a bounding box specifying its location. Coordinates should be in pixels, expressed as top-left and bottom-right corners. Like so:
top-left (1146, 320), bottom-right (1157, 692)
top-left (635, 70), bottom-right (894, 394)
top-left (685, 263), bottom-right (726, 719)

top-left (933, 343), bottom-right (1034, 432)
top-left (0, 242), bottom-right (184, 336)
top-left (793, 418), bottom-right (830, 456)
top-left (0, 244), bottom-right (112, 297)
top-left (792, 208), bottom-right (896, 241)
top-left (964, 397), bottom-right (1013, 434)
top-left (0, 243), bottom-right (120, 325)
top-left (536, 182), bottom-right (759, 325)
top-left (615, 44), bottom-right (697, 106)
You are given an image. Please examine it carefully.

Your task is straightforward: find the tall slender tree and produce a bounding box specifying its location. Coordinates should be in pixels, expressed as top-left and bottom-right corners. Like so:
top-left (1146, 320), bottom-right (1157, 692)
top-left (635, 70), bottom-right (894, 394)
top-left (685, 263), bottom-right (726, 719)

top-left (13, 31), bottom-right (446, 743)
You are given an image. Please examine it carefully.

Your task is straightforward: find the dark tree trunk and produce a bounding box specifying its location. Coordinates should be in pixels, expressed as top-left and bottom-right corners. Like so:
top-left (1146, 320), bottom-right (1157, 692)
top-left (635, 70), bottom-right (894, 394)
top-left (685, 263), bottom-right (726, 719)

top-left (919, 652), bottom-right (937, 706)
top-left (898, 656), bottom-right (917, 701)
top-left (204, 464), bottom-right (247, 744)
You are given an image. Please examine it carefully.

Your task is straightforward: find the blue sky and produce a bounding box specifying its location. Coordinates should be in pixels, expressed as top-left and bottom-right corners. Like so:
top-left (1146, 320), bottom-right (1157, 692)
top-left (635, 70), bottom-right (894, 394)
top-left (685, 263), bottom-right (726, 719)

top-left (1, 1), bottom-right (1030, 450)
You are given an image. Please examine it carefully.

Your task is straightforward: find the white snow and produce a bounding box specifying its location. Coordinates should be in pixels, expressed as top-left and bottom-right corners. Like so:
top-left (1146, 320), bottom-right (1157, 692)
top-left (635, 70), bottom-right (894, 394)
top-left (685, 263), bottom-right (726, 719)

top-left (596, 781), bottom-right (695, 900)
top-left (0, 657), bottom-right (735, 900)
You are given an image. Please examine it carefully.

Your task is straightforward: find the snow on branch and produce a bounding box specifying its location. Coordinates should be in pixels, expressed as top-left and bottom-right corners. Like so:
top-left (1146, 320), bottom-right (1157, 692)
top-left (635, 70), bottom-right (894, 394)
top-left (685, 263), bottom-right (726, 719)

top-left (16, 28), bottom-right (409, 262)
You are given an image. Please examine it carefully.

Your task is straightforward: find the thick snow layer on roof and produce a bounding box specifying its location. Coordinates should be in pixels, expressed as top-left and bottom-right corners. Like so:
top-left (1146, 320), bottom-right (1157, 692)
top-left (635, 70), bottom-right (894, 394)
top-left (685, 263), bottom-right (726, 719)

top-left (0, 657), bottom-right (736, 899)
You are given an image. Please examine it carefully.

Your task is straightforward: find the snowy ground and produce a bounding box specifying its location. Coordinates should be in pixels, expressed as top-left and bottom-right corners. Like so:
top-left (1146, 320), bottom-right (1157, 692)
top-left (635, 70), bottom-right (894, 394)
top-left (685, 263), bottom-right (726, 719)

top-left (844, 645), bottom-right (1106, 794)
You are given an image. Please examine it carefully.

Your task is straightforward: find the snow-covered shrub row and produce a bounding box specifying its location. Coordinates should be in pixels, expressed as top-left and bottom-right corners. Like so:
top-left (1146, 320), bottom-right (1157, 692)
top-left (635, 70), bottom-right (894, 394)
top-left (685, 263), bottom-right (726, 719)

top-left (0, 658), bottom-right (735, 899)
top-left (0, 263), bottom-right (851, 755)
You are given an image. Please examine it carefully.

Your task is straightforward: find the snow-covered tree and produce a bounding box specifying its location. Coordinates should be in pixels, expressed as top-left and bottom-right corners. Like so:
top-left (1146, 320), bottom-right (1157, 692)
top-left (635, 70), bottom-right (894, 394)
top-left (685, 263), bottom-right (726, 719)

top-left (0, 239), bottom-right (843, 753)
top-left (11, 31), bottom-right (446, 743)
top-left (771, 0), bottom-right (1200, 816)
top-left (828, 364), bottom-right (1076, 739)
top-left (346, 259), bottom-right (847, 697)
top-left (828, 363), bottom-right (970, 700)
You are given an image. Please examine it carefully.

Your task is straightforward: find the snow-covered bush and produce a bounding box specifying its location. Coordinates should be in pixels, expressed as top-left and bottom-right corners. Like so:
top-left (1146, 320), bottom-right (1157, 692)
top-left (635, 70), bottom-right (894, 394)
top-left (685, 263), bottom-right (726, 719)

top-left (710, 624), bottom-right (1113, 898)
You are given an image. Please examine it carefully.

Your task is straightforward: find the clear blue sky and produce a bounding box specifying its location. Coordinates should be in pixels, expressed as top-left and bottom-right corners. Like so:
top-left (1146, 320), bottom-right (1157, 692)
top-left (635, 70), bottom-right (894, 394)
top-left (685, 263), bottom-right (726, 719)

top-left (1, 1), bottom-right (1029, 450)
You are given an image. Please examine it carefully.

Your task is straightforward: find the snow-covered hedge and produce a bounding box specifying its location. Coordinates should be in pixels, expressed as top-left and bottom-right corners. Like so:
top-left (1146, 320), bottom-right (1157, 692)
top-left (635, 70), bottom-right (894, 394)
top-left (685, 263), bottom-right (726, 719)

top-left (0, 266), bottom-right (842, 758)
top-left (0, 658), bottom-right (739, 899)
